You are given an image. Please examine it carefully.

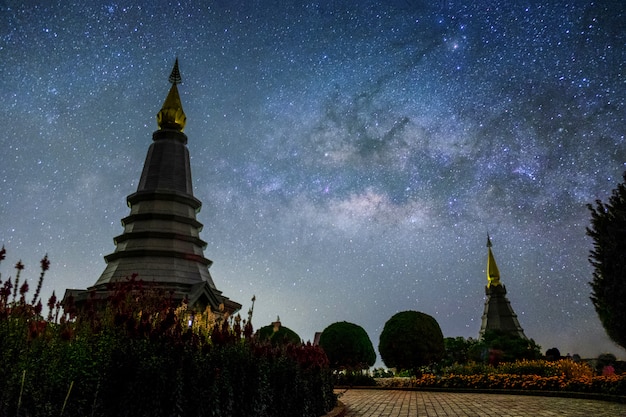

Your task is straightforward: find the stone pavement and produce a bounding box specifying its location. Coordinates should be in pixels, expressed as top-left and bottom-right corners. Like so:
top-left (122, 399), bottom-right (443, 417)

top-left (336, 389), bottom-right (626, 417)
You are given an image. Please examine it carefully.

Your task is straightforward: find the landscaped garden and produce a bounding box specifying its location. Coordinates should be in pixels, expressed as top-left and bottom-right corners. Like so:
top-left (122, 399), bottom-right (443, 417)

top-left (3, 247), bottom-right (626, 417)
top-left (3, 169), bottom-right (626, 415)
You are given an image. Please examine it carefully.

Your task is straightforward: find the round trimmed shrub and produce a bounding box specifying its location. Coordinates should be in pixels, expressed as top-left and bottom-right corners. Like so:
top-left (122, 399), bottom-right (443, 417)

top-left (256, 322), bottom-right (301, 345)
top-left (379, 310), bottom-right (444, 374)
top-left (318, 321), bottom-right (376, 371)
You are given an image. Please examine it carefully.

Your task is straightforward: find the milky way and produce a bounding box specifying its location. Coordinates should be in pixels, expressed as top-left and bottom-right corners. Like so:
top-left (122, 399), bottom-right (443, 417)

top-left (1, 1), bottom-right (625, 361)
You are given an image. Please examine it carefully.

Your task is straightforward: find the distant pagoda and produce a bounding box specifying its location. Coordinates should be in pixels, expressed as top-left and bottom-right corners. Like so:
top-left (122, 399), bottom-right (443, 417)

top-left (64, 59), bottom-right (241, 315)
top-left (479, 235), bottom-right (527, 339)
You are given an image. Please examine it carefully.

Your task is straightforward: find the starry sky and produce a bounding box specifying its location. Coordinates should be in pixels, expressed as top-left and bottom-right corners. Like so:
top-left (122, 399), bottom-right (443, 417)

top-left (1, 0), bottom-right (625, 363)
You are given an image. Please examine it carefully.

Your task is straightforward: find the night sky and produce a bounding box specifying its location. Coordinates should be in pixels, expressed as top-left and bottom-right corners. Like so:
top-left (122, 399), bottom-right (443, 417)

top-left (2, 1), bottom-right (625, 362)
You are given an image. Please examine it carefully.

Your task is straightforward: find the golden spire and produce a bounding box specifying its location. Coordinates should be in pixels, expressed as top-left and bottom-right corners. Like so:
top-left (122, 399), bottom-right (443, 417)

top-left (156, 58), bottom-right (187, 131)
top-left (486, 234), bottom-right (501, 287)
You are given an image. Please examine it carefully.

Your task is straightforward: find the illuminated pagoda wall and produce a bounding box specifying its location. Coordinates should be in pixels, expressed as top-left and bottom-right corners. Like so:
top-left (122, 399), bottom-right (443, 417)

top-left (64, 60), bottom-right (240, 314)
top-left (479, 235), bottom-right (527, 340)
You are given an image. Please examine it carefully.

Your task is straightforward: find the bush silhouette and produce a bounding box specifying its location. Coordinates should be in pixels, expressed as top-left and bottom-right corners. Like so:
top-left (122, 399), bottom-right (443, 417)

top-left (319, 321), bottom-right (376, 371)
top-left (379, 310), bottom-right (444, 375)
top-left (256, 319), bottom-right (302, 345)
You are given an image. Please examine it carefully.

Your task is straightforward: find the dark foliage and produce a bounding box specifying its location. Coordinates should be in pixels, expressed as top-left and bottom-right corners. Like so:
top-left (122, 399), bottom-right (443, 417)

top-left (371, 367), bottom-right (394, 378)
top-left (441, 336), bottom-right (479, 367)
top-left (334, 372), bottom-right (377, 387)
top-left (595, 352), bottom-right (617, 374)
top-left (318, 321), bottom-right (376, 371)
top-left (545, 347), bottom-right (561, 361)
top-left (256, 322), bottom-right (302, 346)
top-left (378, 311), bottom-right (445, 375)
top-left (470, 329), bottom-right (542, 365)
top-left (587, 171), bottom-right (626, 350)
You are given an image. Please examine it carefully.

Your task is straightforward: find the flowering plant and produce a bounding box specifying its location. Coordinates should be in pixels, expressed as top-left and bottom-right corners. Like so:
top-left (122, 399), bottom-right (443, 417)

top-left (376, 359), bottom-right (625, 396)
top-left (0, 249), bottom-right (335, 417)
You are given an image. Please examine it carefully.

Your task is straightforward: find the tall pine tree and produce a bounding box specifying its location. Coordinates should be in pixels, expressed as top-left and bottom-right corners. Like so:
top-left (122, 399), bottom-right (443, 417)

top-left (587, 171), bottom-right (626, 350)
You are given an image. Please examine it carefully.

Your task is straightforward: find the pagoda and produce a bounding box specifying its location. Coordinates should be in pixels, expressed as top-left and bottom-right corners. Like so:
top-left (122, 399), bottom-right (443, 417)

top-left (64, 59), bottom-right (241, 315)
top-left (479, 235), bottom-right (527, 339)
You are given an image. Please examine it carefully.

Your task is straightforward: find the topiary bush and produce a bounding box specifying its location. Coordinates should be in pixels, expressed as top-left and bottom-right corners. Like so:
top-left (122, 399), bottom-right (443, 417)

top-left (318, 321), bottom-right (376, 371)
top-left (378, 310), bottom-right (445, 375)
top-left (256, 319), bottom-right (302, 346)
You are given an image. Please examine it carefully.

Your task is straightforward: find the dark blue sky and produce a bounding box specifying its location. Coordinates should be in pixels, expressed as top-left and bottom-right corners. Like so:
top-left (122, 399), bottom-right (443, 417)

top-left (1, 0), bottom-right (625, 362)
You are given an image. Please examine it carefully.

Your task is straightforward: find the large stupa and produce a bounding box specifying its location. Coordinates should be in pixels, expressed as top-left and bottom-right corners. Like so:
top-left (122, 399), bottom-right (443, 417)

top-left (64, 60), bottom-right (241, 315)
top-left (479, 235), bottom-right (527, 339)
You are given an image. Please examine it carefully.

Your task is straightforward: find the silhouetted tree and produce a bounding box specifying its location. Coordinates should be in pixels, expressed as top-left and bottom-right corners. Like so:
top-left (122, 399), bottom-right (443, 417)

top-left (596, 353), bottom-right (617, 375)
top-left (587, 171), bottom-right (626, 350)
top-left (545, 347), bottom-right (561, 361)
top-left (477, 329), bottom-right (542, 364)
top-left (318, 321), bottom-right (376, 371)
top-left (378, 311), bottom-right (445, 375)
top-left (442, 336), bottom-right (478, 366)
top-left (256, 320), bottom-right (301, 345)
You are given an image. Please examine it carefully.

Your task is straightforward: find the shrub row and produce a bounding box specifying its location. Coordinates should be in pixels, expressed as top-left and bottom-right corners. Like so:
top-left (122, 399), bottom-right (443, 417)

top-left (443, 359), bottom-right (595, 378)
top-left (376, 360), bottom-right (625, 396)
top-left (377, 372), bottom-right (626, 396)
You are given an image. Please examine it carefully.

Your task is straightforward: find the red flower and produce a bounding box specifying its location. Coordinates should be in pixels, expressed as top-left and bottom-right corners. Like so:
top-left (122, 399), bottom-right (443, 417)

top-left (0, 280), bottom-right (11, 299)
top-left (34, 300), bottom-right (43, 316)
top-left (19, 280), bottom-right (29, 296)
top-left (15, 260), bottom-right (24, 271)
top-left (40, 255), bottom-right (50, 272)
top-left (47, 291), bottom-right (57, 311)
top-left (0, 246), bottom-right (6, 261)
top-left (29, 320), bottom-right (47, 339)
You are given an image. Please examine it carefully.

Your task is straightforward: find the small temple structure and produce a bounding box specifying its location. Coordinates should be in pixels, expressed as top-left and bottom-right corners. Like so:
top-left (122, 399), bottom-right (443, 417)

top-left (479, 235), bottom-right (527, 339)
top-left (64, 59), bottom-right (241, 315)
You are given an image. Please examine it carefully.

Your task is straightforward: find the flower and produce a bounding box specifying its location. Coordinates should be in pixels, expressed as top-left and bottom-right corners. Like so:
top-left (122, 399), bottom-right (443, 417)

top-left (40, 254), bottom-right (50, 271)
top-left (19, 280), bottom-right (28, 296)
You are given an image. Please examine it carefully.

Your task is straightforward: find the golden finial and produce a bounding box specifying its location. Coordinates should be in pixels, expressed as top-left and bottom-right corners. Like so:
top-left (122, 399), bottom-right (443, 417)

top-left (486, 234), bottom-right (501, 287)
top-left (169, 58), bottom-right (182, 85)
top-left (156, 58), bottom-right (187, 131)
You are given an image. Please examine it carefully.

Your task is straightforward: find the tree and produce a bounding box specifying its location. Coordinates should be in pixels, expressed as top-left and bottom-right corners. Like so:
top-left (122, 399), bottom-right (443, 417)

top-left (477, 329), bottom-right (542, 364)
top-left (378, 311), bottom-right (445, 375)
top-left (256, 320), bottom-right (301, 345)
top-left (596, 353), bottom-right (617, 375)
top-left (545, 347), bottom-right (561, 361)
top-left (587, 171), bottom-right (626, 350)
top-left (442, 336), bottom-right (479, 366)
top-left (318, 321), bottom-right (376, 371)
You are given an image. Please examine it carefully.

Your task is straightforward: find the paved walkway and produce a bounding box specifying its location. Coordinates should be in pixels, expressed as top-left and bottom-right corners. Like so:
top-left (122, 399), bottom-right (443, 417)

top-left (337, 389), bottom-right (626, 416)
